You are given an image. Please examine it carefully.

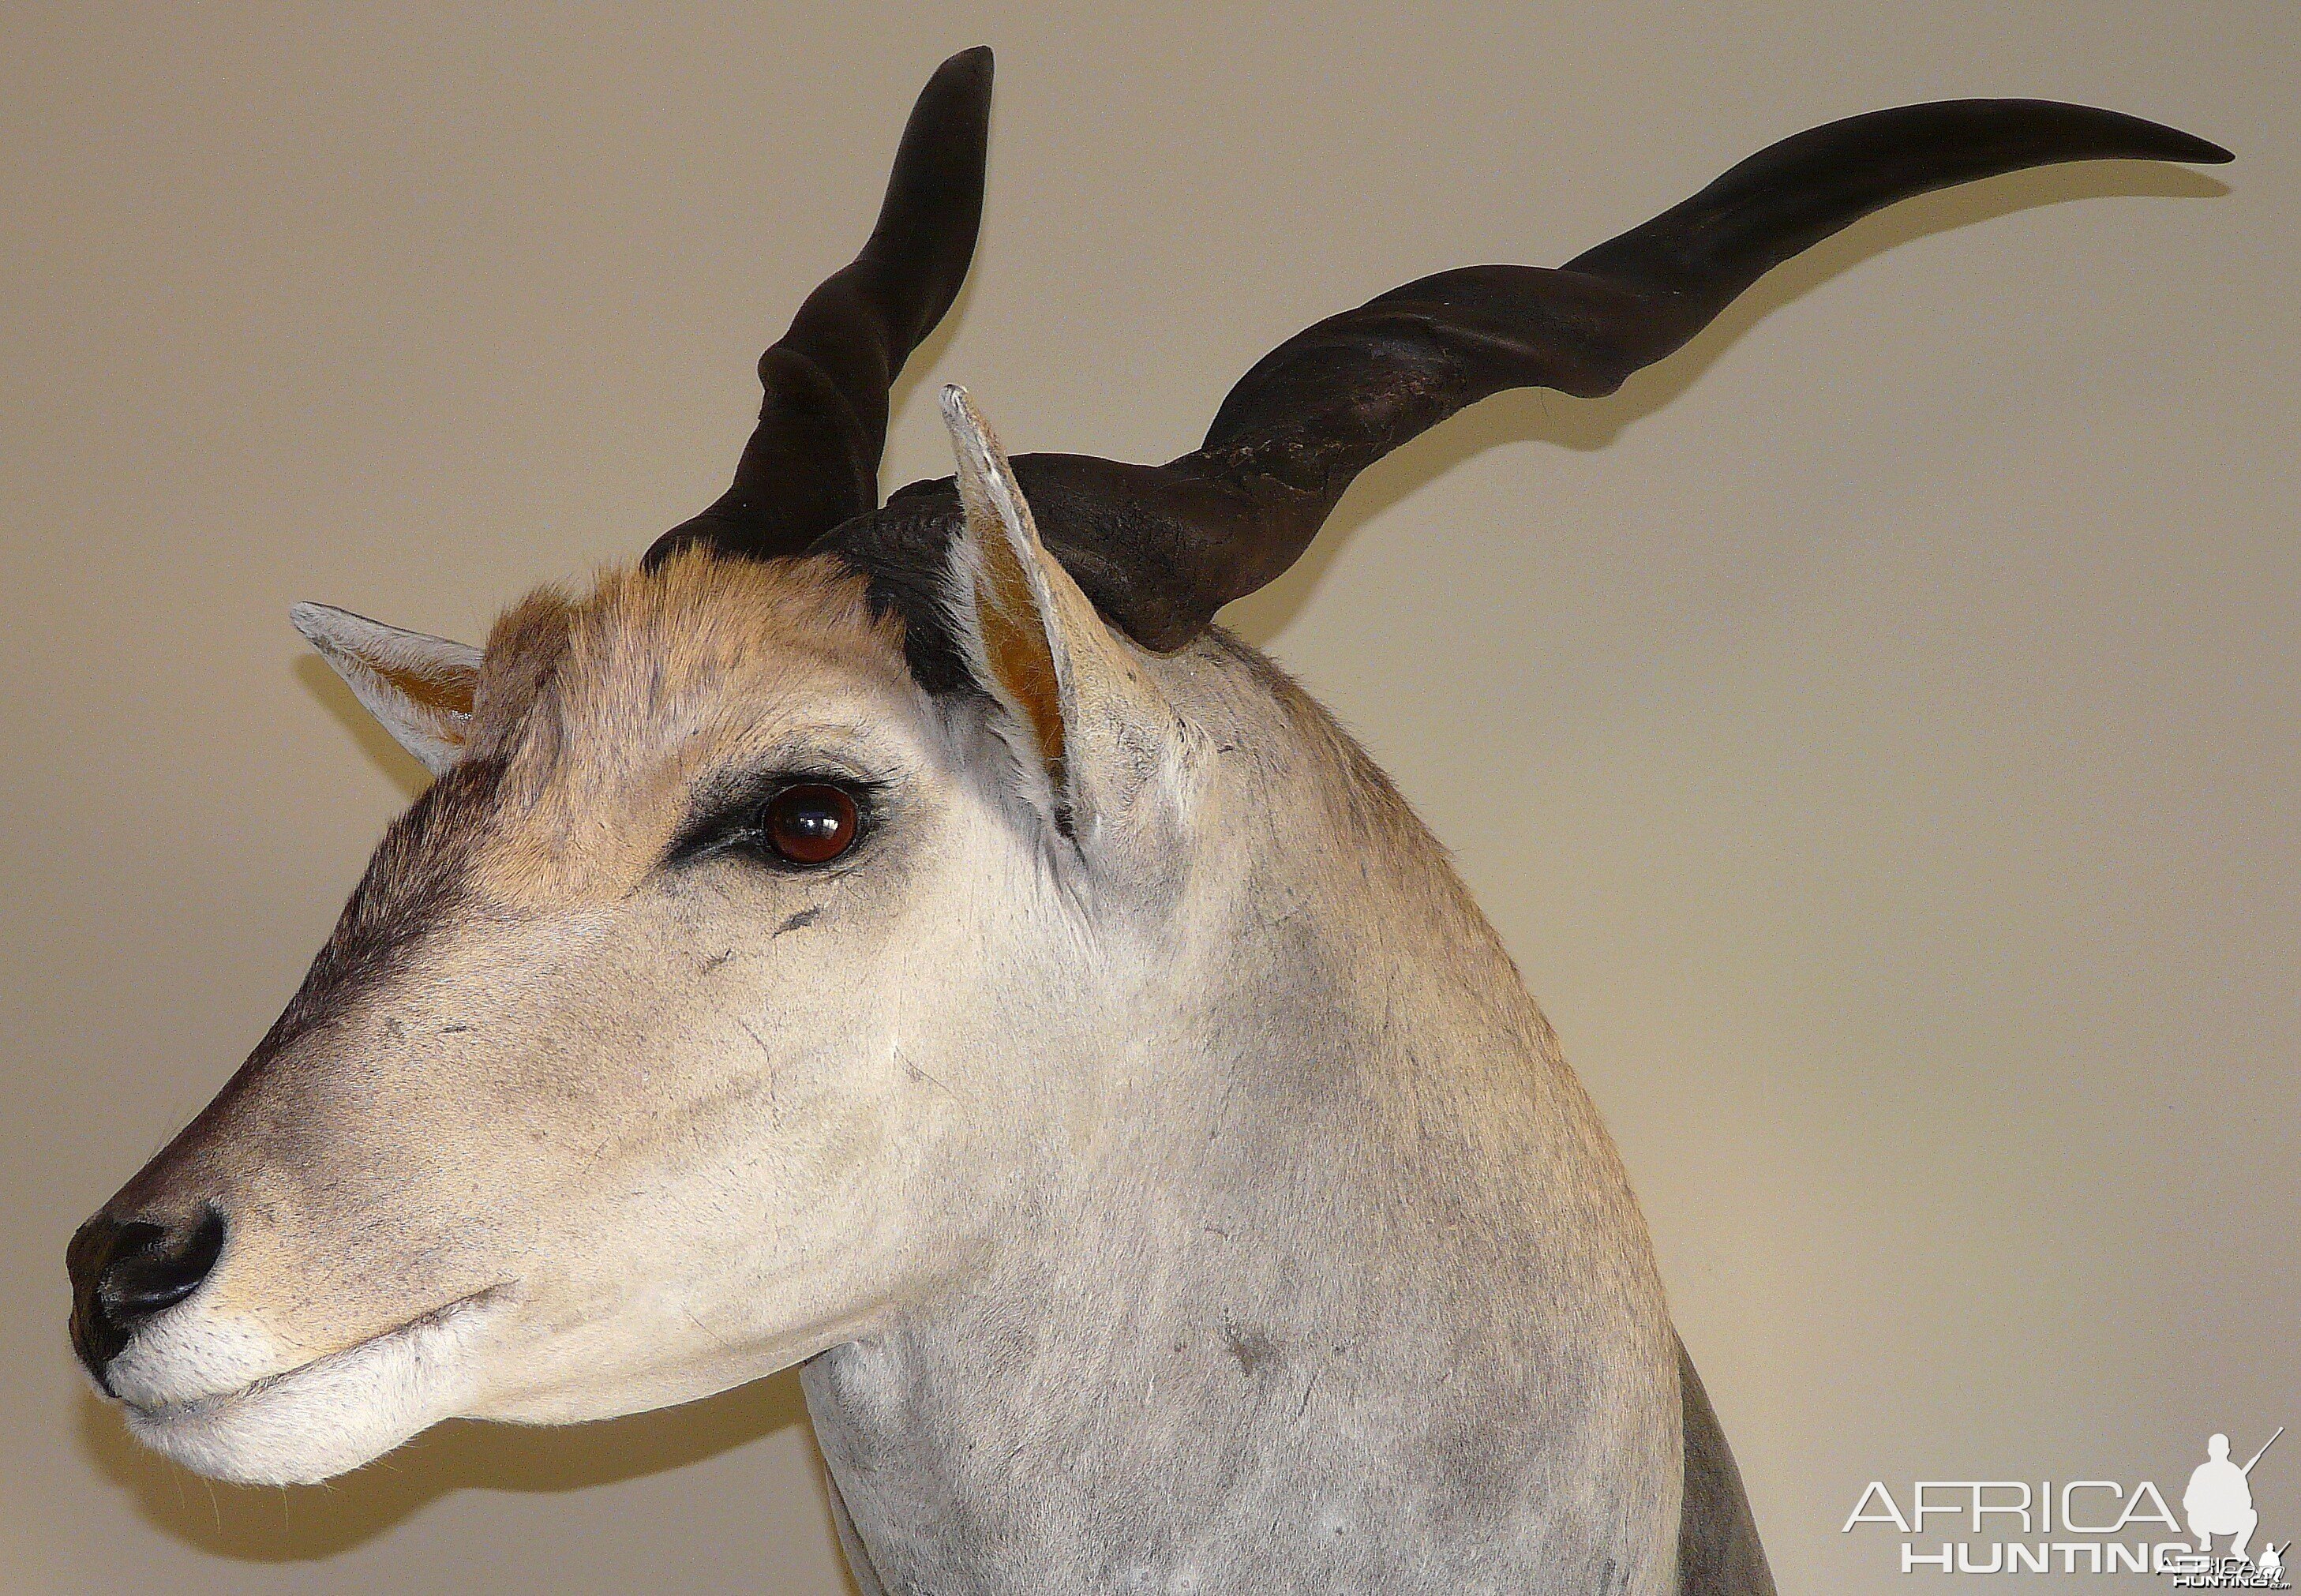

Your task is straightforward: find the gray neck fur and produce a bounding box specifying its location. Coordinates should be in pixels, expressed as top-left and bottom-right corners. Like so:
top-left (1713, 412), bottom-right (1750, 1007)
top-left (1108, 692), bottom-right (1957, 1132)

top-left (804, 633), bottom-right (1684, 1595)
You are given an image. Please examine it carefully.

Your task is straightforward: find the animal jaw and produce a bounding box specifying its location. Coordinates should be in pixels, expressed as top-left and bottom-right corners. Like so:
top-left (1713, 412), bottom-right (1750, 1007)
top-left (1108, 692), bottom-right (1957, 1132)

top-left (67, 43), bottom-right (2225, 1595)
top-left (114, 1288), bottom-right (508, 1486)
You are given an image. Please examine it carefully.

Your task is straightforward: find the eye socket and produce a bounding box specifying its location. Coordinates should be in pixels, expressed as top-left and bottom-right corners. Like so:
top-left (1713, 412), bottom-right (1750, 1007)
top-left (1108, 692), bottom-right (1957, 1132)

top-left (761, 783), bottom-right (860, 867)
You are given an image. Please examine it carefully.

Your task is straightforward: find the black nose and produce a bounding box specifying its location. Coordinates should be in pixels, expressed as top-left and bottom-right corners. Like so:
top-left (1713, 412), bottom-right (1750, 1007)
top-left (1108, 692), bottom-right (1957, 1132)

top-left (67, 1208), bottom-right (227, 1387)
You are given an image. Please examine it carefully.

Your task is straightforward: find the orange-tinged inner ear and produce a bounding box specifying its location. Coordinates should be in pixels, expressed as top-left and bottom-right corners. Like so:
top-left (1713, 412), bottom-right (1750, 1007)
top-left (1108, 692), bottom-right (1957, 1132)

top-left (974, 526), bottom-right (1066, 789)
top-left (375, 656), bottom-right (478, 724)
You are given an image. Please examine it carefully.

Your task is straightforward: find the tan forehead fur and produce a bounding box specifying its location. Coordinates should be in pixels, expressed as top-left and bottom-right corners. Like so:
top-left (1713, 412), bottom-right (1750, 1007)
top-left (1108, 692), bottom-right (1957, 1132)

top-left (456, 549), bottom-right (913, 900)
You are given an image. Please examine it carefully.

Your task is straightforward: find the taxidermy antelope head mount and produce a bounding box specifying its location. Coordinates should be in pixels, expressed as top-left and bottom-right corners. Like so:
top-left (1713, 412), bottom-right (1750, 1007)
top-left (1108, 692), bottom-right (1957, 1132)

top-left (68, 47), bottom-right (2224, 1596)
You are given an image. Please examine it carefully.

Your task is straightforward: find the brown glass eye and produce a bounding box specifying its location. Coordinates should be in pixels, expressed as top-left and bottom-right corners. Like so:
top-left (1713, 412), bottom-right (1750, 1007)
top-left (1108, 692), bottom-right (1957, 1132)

top-left (762, 784), bottom-right (860, 866)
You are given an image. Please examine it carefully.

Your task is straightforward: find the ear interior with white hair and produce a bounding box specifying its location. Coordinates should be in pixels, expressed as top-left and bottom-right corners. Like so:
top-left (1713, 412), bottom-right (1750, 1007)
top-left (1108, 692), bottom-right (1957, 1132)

top-left (290, 603), bottom-right (482, 776)
top-left (939, 385), bottom-right (1175, 849)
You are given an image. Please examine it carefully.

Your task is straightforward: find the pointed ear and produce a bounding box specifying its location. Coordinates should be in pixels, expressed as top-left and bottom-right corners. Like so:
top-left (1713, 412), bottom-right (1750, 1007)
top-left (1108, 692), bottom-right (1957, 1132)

top-left (290, 602), bottom-right (482, 776)
top-left (939, 385), bottom-right (1175, 846)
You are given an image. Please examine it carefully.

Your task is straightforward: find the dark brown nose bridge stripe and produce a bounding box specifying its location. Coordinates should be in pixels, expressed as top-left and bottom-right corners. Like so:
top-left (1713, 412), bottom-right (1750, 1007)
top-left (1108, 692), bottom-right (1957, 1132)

top-left (283, 756), bottom-right (504, 1037)
top-left (99, 756), bottom-right (508, 1237)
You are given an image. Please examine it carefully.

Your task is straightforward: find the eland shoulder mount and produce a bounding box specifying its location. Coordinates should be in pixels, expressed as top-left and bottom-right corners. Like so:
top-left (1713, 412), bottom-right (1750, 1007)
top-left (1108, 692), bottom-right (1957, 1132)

top-left (68, 47), bottom-right (2227, 1596)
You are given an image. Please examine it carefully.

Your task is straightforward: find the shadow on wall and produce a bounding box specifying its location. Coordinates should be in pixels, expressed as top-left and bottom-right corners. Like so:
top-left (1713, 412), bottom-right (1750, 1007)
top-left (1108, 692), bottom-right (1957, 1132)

top-left (76, 1369), bottom-right (827, 1568)
top-left (1220, 159), bottom-right (2224, 648)
top-left (295, 654), bottom-right (434, 802)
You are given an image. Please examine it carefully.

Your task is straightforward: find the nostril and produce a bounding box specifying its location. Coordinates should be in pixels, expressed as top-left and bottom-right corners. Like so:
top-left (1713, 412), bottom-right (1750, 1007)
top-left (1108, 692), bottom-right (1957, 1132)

top-left (68, 1207), bottom-right (227, 1385)
top-left (106, 1212), bottom-right (227, 1317)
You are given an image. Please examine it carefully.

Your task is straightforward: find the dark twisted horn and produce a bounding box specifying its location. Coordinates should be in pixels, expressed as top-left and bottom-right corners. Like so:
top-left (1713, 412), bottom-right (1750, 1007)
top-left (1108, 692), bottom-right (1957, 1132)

top-left (643, 46), bottom-right (993, 569)
top-left (840, 99), bottom-right (2225, 654)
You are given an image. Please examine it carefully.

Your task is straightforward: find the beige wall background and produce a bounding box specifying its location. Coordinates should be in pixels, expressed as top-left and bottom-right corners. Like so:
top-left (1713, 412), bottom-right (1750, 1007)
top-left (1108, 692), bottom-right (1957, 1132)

top-left (2, 4), bottom-right (2292, 1591)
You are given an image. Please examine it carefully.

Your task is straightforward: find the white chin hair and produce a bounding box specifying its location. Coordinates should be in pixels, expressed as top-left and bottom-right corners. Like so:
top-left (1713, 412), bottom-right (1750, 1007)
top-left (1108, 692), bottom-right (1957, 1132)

top-left (123, 1295), bottom-right (499, 1486)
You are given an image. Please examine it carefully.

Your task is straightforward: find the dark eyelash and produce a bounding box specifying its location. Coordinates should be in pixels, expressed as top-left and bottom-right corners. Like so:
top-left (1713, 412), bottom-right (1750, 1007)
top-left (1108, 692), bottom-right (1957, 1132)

top-left (665, 772), bottom-right (880, 869)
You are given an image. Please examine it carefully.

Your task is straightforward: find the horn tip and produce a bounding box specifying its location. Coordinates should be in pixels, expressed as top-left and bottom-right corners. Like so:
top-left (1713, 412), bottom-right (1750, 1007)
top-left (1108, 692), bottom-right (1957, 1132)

top-left (2098, 108), bottom-right (2232, 166)
top-left (936, 45), bottom-right (995, 88)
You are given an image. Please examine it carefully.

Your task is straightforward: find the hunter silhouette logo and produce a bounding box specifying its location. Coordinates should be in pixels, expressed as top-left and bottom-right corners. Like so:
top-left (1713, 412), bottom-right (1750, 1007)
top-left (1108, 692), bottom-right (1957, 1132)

top-left (1842, 1426), bottom-right (2288, 1582)
top-left (2187, 1431), bottom-right (2278, 1561)
top-left (2171, 1430), bottom-right (2288, 1590)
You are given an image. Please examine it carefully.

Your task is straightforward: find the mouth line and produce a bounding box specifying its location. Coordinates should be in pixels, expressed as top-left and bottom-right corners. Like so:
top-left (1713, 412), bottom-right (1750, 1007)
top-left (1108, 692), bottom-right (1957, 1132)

top-left (122, 1283), bottom-right (508, 1426)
